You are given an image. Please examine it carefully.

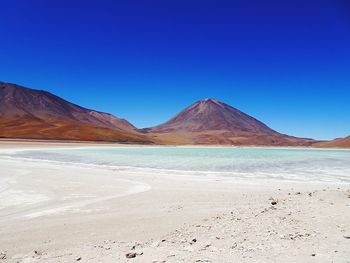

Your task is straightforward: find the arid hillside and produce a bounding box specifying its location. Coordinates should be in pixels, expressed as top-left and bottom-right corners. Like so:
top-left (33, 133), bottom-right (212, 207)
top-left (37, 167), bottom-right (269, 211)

top-left (145, 98), bottom-right (314, 146)
top-left (313, 136), bottom-right (350, 149)
top-left (0, 82), bottom-right (151, 143)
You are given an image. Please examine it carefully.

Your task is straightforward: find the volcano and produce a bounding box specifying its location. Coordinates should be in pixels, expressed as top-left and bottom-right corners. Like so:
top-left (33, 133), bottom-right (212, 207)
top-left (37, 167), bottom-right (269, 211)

top-left (146, 98), bottom-right (314, 146)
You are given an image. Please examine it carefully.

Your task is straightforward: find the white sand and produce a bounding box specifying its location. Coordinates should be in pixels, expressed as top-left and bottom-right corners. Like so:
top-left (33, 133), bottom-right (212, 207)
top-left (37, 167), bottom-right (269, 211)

top-left (0, 141), bottom-right (349, 262)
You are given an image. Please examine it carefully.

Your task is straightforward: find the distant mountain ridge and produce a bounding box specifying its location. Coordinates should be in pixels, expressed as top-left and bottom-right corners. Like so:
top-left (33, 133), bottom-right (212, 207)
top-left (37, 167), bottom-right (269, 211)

top-left (313, 136), bottom-right (350, 148)
top-left (0, 82), bottom-right (150, 143)
top-left (0, 81), bottom-right (135, 130)
top-left (0, 81), bottom-right (340, 147)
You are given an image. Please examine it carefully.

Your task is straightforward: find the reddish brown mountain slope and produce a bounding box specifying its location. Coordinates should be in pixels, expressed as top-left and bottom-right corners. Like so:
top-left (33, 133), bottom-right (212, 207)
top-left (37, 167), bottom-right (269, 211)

top-left (0, 82), bottom-right (151, 143)
top-left (146, 98), bottom-right (314, 146)
top-left (0, 82), bottom-right (135, 130)
top-left (313, 136), bottom-right (350, 148)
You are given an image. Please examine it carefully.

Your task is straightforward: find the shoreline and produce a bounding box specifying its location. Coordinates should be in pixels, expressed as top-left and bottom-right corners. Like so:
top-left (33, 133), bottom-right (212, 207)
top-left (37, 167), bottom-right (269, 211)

top-left (1, 144), bottom-right (350, 185)
top-left (1, 139), bottom-right (349, 152)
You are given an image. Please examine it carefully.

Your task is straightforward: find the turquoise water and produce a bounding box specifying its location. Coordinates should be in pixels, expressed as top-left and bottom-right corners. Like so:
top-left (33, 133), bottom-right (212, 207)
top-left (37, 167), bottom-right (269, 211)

top-left (3, 147), bottom-right (350, 183)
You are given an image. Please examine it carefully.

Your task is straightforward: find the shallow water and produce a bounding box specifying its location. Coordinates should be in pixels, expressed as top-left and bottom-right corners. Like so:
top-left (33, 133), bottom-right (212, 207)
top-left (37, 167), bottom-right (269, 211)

top-left (3, 147), bottom-right (350, 183)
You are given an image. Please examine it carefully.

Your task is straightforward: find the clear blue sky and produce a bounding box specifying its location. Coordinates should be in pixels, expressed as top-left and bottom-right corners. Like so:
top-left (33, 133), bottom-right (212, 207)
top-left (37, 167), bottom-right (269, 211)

top-left (1, 0), bottom-right (349, 140)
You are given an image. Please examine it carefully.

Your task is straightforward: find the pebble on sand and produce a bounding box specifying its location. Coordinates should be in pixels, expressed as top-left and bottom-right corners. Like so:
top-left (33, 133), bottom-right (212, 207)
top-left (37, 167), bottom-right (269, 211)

top-left (0, 253), bottom-right (6, 260)
top-left (126, 252), bottom-right (137, 258)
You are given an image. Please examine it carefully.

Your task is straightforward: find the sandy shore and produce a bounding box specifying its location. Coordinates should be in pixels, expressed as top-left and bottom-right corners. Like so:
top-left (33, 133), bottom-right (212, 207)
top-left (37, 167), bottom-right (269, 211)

top-left (0, 141), bottom-right (349, 262)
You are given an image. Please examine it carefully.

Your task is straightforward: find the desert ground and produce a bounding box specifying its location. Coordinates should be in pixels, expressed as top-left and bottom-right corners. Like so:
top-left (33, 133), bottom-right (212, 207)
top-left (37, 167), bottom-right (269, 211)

top-left (0, 141), bottom-right (349, 263)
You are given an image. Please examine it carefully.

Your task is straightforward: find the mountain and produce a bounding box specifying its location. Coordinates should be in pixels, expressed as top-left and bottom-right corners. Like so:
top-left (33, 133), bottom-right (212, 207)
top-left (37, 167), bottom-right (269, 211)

top-left (0, 81), bottom-right (135, 130)
top-left (146, 98), bottom-right (314, 146)
top-left (0, 83), bottom-right (317, 146)
top-left (313, 136), bottom-right (350, 148)
top-left (150, 98), bottom-right (278, 134)
top-left (0, 81), bottom-right (151, 143)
